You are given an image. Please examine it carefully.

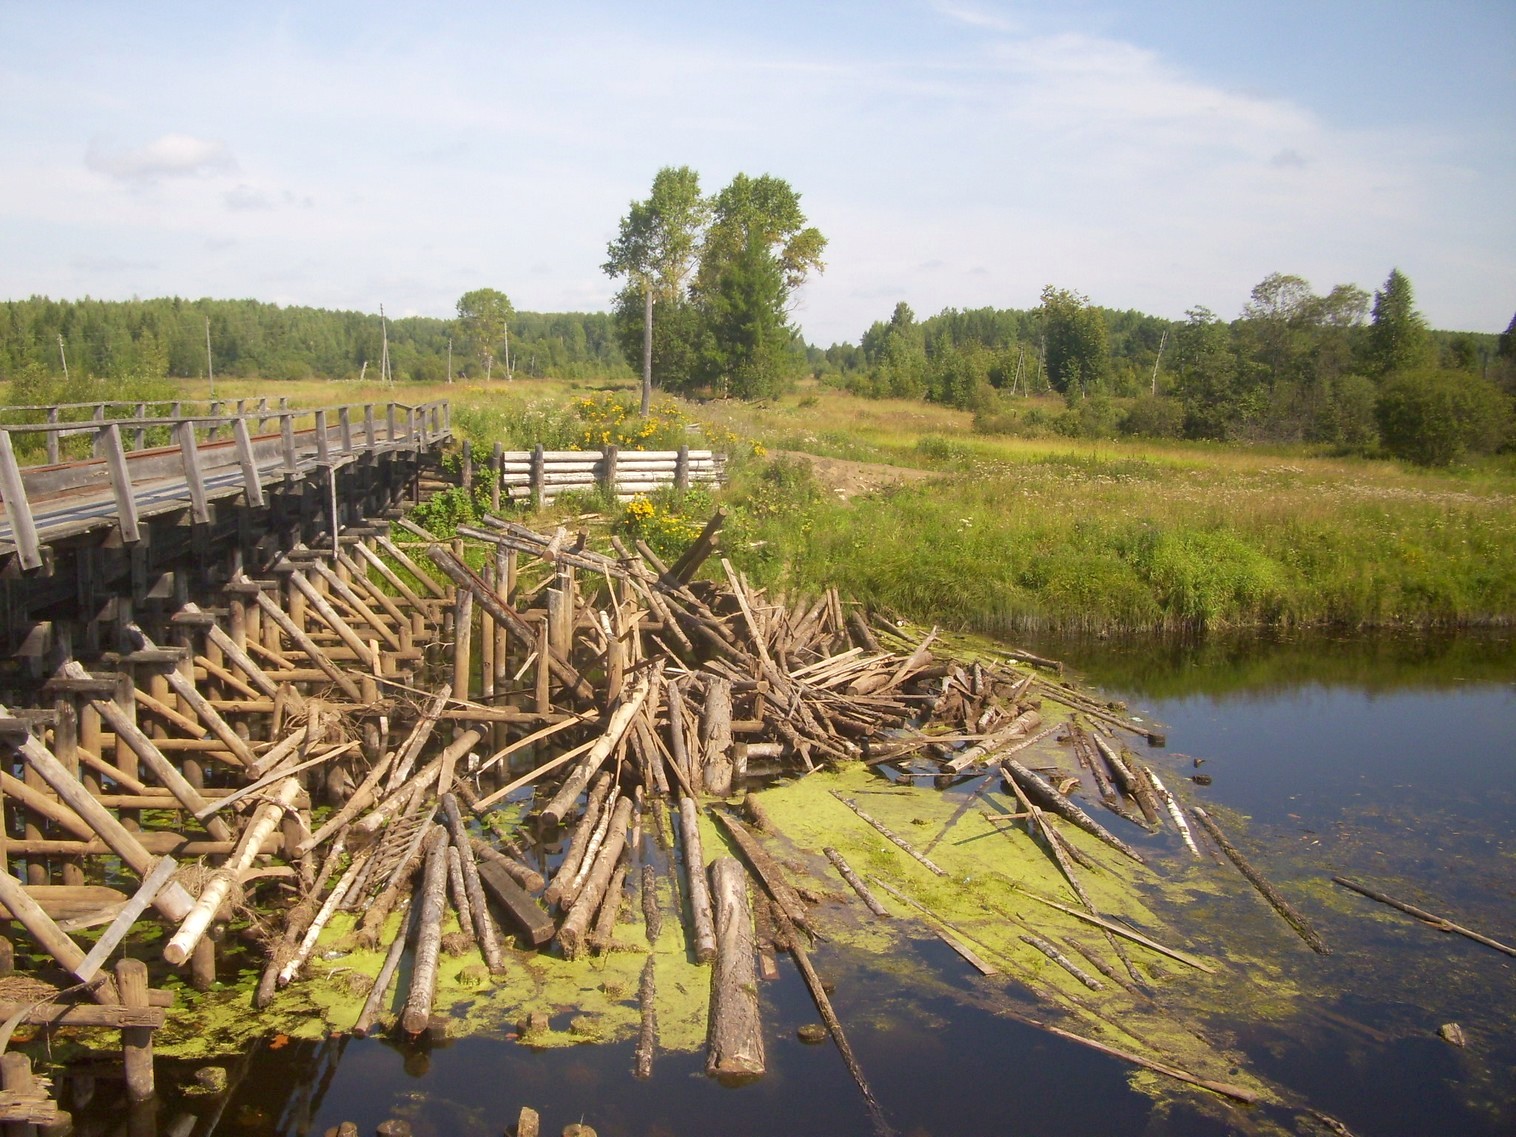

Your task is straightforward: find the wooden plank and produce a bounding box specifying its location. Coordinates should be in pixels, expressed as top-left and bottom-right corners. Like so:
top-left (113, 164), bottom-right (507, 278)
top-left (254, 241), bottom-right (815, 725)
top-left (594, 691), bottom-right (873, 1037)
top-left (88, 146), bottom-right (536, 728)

top-left (177, 419), bottom-right (211, 524)
top-left (232, 415), bottom-right (264, 507)
top-left (101, 423), bottom-right (141, 543)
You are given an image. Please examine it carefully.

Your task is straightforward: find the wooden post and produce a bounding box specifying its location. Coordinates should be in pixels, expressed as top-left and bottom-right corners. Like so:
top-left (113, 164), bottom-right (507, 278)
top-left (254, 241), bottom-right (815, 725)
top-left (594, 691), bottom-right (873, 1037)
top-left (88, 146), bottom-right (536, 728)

top-left (453, 588), bottom-right (474, 705)
top-left (491, 441), bottom-right (503, 513)
top-left (530, 444), bottom-right (545, 506)
top-left (117, 958), bottom-right (154, 1102)
top-left (676, 445), bottom-right (690, 493)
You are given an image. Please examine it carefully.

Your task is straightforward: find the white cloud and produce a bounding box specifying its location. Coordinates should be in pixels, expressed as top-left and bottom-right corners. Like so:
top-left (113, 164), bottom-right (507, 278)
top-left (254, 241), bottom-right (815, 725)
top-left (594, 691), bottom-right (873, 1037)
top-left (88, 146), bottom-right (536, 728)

top-left (86, 133), bottom-right (236, 182)
top-left (224, 184), bottom-right (272, 211)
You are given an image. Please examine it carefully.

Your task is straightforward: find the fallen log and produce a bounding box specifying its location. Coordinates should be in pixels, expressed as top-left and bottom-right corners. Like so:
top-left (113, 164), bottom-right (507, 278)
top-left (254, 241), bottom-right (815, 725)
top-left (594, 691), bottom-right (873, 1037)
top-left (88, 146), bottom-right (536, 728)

top-left (558, 797), bottom-right (633, 960)
top-left (164, 777), bottom-right (300, 966)
top-left (1144, 766), bottom-right (1198, 856)
top-left (678, 795), bottom-right (717, 964)
top-left (1331, 876), bottom-right (1516, 958)
top-left (634, 955), bottom-right (657, 1079)
top-left (441, 794), bottom-right (506, 971)
top-left (1020, 932), bottom-right (1103, 990)
top-left (777, 911), bottom-right (894, 1137)
top-left (538, 672), bottom-right (653, 826)
top-left (400, 826), bottom-right (450, 1037)
top-left (353, 899), bottom-right (417, 1038)
top-left (706, 857), bottom-right (764, 1079)
top-left (829, 792), bottom-right (948, 877)
top-left (1013, 888), bottom-right (1216, 974)
top-left (712, 811), bottom-right (813, 934)
top-left (998, 1007), bottom-right (1260, 1105)
top-left (824, 847), bottom-right (890, 918)
top-left (1002, 760), bottom-right (1146, 866)
top-left (470, 837), bottom-right (546, 894)
top-left (1190, 808), bottom-right (1329, 955)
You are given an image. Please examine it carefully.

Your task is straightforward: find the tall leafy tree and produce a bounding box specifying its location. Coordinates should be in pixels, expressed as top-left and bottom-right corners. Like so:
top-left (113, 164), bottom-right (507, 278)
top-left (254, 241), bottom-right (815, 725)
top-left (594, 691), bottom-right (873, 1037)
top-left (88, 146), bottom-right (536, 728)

top-left (1040, 286), bottom-right (1108, 394)
top-left (1365, 268), bottom-right (1430, 378)
top-left (701, 230), bottom-right (793, 399)
top-left (456, 288), bottom-right (514, 380)
top-left (1174, 306), bottom-right (1253, 440)
top-left (603, 166), bottom-right (710, 414)
top-left (698, 173), bottom-right (826, 300)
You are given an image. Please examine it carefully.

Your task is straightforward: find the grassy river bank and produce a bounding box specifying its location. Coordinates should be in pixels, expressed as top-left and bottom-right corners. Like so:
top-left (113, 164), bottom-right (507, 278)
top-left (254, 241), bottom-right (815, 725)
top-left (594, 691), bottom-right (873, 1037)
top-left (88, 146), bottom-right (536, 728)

top-left (180, 375), bottom-right (1516, 634)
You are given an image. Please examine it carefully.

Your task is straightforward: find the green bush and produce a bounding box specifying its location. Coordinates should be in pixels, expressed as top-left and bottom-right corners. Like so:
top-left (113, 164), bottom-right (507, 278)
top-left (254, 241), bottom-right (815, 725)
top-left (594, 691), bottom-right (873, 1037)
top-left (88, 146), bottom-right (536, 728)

top-left (1376, 369), bottom-right (1511, 466)
top-left (1118, 395), bottom-right (1185, 439)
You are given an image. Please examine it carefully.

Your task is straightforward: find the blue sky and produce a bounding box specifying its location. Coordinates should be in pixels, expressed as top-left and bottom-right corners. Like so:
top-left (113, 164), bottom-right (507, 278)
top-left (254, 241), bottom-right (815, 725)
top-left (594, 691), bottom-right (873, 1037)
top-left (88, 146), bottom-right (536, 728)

top-left (2, 1), bottom-right (1512, 346)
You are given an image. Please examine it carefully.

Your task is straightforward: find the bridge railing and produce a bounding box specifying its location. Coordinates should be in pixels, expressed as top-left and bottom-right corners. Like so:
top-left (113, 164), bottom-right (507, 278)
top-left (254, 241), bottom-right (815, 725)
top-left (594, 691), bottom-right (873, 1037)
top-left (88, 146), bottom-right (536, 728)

top-left (0, 400), bottom-right (450, 570)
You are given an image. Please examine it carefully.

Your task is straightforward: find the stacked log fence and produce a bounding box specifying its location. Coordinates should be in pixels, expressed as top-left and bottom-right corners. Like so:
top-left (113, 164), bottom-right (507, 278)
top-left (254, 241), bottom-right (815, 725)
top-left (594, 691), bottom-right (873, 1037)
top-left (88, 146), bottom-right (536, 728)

top-left (455, 440), bottom-right (724, 507)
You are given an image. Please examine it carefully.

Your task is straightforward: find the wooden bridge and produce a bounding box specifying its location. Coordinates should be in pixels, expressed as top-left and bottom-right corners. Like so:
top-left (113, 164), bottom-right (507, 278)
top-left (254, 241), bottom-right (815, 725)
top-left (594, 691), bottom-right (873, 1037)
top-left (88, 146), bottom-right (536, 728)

top-left (0, 397), bottom-right (450, 660)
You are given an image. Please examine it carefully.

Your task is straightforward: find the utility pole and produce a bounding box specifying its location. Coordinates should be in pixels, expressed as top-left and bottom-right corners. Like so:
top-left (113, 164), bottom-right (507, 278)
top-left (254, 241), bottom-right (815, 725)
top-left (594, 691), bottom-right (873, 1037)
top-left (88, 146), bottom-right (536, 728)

top-left (447, 337), bottom-right (453, 384)
top-left (58, 334), bottom-right (69, 382)
top-left (379, 304), bottom-right (391, 386)
top-left (205, 317), bottom-right (215, 398)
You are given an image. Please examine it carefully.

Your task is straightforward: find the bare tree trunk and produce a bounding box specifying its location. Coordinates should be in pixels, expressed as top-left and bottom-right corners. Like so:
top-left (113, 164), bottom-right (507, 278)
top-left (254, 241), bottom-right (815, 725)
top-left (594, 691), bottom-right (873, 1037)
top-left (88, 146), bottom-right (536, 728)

top-left (641, 286), bottom-right (653, 418)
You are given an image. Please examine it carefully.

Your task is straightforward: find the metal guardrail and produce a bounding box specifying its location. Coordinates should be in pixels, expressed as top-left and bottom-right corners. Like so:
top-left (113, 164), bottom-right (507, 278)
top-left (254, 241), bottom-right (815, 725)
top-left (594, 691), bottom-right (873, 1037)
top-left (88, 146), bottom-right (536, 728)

top-left (0, 400), bottom-right (451, 570)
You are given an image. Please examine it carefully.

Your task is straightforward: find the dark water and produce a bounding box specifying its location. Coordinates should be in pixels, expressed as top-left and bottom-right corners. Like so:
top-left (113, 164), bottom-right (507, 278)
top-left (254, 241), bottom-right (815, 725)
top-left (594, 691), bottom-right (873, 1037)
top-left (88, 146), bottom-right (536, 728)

top-left (58, 631), bottom-right (1516, 1137)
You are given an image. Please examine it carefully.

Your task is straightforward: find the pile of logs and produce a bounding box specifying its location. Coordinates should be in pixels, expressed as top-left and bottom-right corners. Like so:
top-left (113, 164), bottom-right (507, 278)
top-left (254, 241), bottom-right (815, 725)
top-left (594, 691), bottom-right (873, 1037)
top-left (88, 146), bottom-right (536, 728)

top-left (0, 492), bottom-right (1381, 1127)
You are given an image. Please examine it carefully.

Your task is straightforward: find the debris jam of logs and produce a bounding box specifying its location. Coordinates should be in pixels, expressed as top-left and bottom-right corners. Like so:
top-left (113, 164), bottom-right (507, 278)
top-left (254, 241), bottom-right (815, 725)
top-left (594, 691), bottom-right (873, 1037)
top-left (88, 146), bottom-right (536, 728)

top-left (0, 504), bottom-right (1393, 1134)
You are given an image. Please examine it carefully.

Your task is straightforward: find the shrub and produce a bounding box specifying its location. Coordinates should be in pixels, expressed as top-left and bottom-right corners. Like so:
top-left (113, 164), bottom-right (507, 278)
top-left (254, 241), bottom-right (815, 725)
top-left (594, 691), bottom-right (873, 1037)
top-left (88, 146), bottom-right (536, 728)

top-left (1376, 369), bottom-right (1512, 466)
top-left (1118, 395), bottom-right (1184, 439)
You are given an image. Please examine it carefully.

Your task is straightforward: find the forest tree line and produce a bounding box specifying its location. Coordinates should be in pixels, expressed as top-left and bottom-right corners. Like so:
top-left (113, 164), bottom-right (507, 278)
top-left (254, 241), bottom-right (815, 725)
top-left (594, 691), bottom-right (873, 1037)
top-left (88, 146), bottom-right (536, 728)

top-left (829, 270), bottom-right (1515, 466)
top-left (0, 294), bottom-right (631, 392)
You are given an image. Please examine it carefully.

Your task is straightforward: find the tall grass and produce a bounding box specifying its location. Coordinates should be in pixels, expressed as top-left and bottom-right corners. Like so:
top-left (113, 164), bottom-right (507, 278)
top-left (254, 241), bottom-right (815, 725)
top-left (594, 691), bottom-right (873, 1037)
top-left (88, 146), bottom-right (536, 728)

top-left (159, 374), bottom-right (1516, 633)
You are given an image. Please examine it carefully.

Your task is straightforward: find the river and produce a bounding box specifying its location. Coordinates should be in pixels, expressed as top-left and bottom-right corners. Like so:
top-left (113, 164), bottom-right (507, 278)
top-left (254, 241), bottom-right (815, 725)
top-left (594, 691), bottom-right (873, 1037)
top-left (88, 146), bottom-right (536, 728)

top-left (74, 631), bottom-right (1516, 1137)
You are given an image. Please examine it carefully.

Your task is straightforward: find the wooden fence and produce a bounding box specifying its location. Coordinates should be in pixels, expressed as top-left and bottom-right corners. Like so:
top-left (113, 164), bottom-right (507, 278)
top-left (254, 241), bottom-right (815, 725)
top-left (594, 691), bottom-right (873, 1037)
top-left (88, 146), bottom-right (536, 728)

top-left (463, 442), bottom-right (725, 507)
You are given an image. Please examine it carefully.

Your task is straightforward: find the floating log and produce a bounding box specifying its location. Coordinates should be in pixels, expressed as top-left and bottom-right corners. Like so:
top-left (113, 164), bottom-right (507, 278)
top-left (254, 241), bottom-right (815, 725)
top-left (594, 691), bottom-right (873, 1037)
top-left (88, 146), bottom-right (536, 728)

top-left (558, 796), bottom-right (633, 960)
top-left (1093, 734), bottom-right (1160, 827)
top-left (678, 795), bottom-right (718, 964)
top-left (705, 857), bottom-right (764, 1079)
top-left (353, 899), bottom-right (416, 1038)
top-left (997, 1007), bottom-right (1260, 1105)
top-left (828, 792), bottom-right (948, 877)
top-left (712, 811), bottom-right (813, 934)
top-left (824, 847), bottom-right (890, 918)
top-left (589, 862), bottom-right (629, 954)
top-left (1144, 766), bottom-right (1198, 856)
top-left (1330, 876), bottom-right (1515, 957)
top-left (441, 793), bottom-right (505, 971)
top-left (634, 955), bottom-right (657, 1079)
top-left (1020, 932), bottom-right (1103, 990)
top-left (400, 826), bottom-right (450, 1037)
top-left (1191, 808), bottom-right (1329, 955)
top-left (470, 837), bottom-right (546, 894)
top-left (1002, 760), bottom-right (1146, 866)
top-left (778, 911), bottom-right (893, 1137)
top-left (1014, 888), bottom-right (1216, 974)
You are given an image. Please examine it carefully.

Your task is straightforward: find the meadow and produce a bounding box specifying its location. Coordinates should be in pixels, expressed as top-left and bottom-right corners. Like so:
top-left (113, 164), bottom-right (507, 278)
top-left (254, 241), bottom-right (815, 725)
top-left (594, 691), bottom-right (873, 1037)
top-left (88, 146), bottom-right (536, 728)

top-left (67, 373), bottom-right (1516, 634)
